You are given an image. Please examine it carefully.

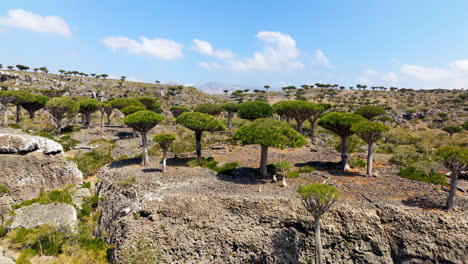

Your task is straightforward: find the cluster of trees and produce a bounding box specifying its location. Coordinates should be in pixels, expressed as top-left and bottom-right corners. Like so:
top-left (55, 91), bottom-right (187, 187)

top-left (1, 87), bottom-right (466, 213)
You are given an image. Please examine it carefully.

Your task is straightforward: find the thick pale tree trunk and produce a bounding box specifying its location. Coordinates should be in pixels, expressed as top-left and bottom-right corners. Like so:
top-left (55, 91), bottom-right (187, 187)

top-left (446, 170), bottom-right (459, 210)
top-left (314, 215), bottom-right (323, 264)
top-left (15, 105), bottom-right (20, 124)
top-left (56, 118), bottom-right (62, 134)
top-left (195, 131), bottom-right (202, 161)
top-left (141, 132), bottom-right (149, 166)
top-left (341, 136), bottom-right (350, 171)
top-left (162, 150), bottom-right (167, 173)
top-left (1, 104), bottom-right (7, 127)
top-left (227, 112), bottom-right (233, 130)
top-left (296, 119), bottom-right (304, 134)
top-left (366, 143), bottom-right (374, 177)
top-left (260, 145), bottom-right (269, 178)
top-left (100, 111), bottom-right (104, 137)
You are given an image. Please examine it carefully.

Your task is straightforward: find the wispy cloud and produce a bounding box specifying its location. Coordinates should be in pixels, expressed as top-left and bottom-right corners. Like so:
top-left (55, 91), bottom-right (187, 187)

top-left (192, 39), bottom-right (233, 59)
top-left (199, 62), bottom-right (221, 70)
top-left (313, 49), bottom-right (334, 68)
top-left (102, 36), bottom-right (184, 60)
top-left (0, 9), bottom-right (72, 37)
top-left (228, 31), bottom-right (304, 72)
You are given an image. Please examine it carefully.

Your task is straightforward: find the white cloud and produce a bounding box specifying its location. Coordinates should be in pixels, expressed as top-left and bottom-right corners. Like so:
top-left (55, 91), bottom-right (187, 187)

top-left (358, 76), bottom-right (372, 85)
top-left (362, 69), bottom-right (378, 76)
top-left (381, 72), bottom-right (399, 82)
top-left (359, 69), bottom-right (398, 84)
top-left (314, 49), bottom-right (334, 68)
top-left (102, 36), bottom-right (183, 60)
top-left (0, 9), bottom-right (71, 37)
top-left (400, 64), bottom-right (455, 81)
top-left (199, 62), bottom-right (221, 70)
top-left (192, 39), bottom-right (233, 59)
top-left (228, 31), bottom-right (304, 72)
top-left (450, 60), bottom-right (468, 73)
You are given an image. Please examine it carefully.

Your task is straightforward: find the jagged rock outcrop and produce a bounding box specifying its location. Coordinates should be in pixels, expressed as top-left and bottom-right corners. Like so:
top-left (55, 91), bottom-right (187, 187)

top-left (9, 203), bottom-right (77, 230)
top-left (0, 129), bottom-right (82, 216)
top-left (96, 164), bottom-right (467, 264)
top-left (0, 128), bottom-right (63, 154)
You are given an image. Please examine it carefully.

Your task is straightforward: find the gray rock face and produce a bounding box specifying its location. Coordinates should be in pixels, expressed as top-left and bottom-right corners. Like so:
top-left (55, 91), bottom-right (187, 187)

top-left (0, 128), bottom-right (63, 154)
top-left (10, 203), bottom-right (77, 230)
top-left (0, 152), bottom-right (82, 208)
top-left (72, 187), bottom-right (92, 209)
top-left (0, 254), bottom-right (15, 264)
top-left (97, 166), bottom-right (468, 264)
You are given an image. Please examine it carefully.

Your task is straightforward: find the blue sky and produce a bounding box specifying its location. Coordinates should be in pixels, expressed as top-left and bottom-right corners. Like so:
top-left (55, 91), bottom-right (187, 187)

top-left (1, 0), bottom-right (468, 91)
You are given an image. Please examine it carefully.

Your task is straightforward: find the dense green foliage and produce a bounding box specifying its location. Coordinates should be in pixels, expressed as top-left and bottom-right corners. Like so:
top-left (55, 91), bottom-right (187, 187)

top-left (318, 112), bottom-right (366, 138)
top-left (237, 101), bottom-right (274, 120)
top-left (354, 105), bottom-right (385, 119)
top-left (398, 166), bottom-right (447, 185)
top-left (170, 106), bottom-right (190, 117)
top-left (20, 94), bottom-right (50, 118)
top-left (110, 98), bottom-right (145, 110)
top-left (194, 103), bottom-right (222, 116)
top-left (176, 112), bottom-right (225, 132)
top-left (78, 98), bottom-right (100, 115)
top-left (441, 126), bottom-right (462, 137)
top-left (123, 110), bottom-right (164, 132)
top-left (46, 97), bottom-right (79, 114)
top-left (121, 106), bottom-right (145, 116)
top-left (351, 121), bottom-right (389, 144)
top-left (220, 102), bottom-right (239, 113)
top-left (297, 183), bottom-right (341, 203)
top-left (153, 133), bottom-right (176, 143)
top-left (234, 118), bottom-right (306, 148)
top-left (436, 146), bottom-right (468, 167)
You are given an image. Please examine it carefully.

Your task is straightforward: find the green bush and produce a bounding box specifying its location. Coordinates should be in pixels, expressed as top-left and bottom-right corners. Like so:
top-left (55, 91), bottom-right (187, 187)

top-left (12, 187), bottom-right (73, 210)
top-left (0, 184), bottom-right (9, 195)
top-left (287, 171), bottom-right (300, 178)
top-left (398, 166), bottom-right (447, 185)
top-left (58, 135), bottom-right (80, 151)
top-left (117, 176), bottom-right (137, 188)
top-left (72, 139), bottom-right (115, 178)
top-left (214, 162), bottom-right (240, 173)
top-left (297, 166), bottom-right (316, 173)
top-left (349, 157), bottom-right (366, 168)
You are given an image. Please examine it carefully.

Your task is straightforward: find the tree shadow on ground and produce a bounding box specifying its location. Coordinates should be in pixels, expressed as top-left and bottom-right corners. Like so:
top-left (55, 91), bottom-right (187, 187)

top-left (295, 161), bottom-right (341, 171)
top-left (108, 157), bottom-right (142, 168)
top-left (401, 196), bottom-right (444, 210)
top-left (142, 168), bottom-right (162, 173)
top-left (165, 156), bottom-right (193, 167)
top-left (216, 167), bottom-right (270, 186)
top-left (115, 131), bottom-right (135, 140)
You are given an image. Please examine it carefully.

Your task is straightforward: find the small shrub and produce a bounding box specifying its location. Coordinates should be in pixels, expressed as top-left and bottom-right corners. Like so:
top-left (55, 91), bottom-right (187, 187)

top-left (287, 171), bottom-right (300, 178)
top-left (214, 162), bottom-right (239, 173)
top-left (12, 187), bottom-right (73, 210)
top-left (72, 139), bottom-right (115, 178)
top-left (58, 135), bottom-right (80, 151)
top-left (349, 157), bottom-right (366, 168)
top-left (0, 184), bottom-right (9, 195)
top-left (297, 166), bottom-right (316, 173)
top-left (79, 182), bottom-right (91, 189)
top-left (398, 166), bottom-right (447, 185)
top-left (117, 176), bottom-right (137, 188)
